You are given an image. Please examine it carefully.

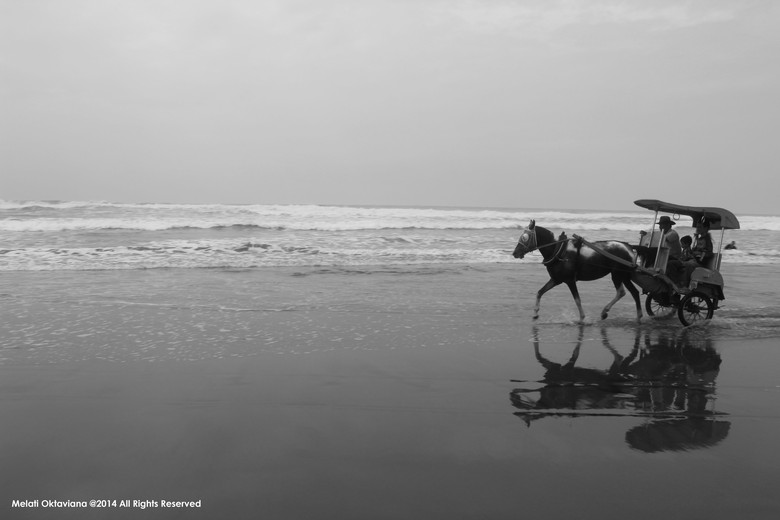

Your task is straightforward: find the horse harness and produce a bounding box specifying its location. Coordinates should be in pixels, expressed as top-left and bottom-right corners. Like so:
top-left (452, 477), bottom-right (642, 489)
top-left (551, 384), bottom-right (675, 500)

top-left (524, 227), bottom-right (577, 267)
top-left (543, 239), bottom-right (570, 266)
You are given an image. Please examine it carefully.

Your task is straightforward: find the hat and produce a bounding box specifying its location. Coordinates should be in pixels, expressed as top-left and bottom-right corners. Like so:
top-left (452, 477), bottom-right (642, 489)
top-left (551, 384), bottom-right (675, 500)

top-left (657, 216), bottom-right (675, 226)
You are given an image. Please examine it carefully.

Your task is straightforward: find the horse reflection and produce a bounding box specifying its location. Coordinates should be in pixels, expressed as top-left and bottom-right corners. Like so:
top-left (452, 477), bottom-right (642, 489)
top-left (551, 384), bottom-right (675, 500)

top-left (511, 326), bottom-right (729, 452)
top-left (517, 326), bottom-right (638, 415)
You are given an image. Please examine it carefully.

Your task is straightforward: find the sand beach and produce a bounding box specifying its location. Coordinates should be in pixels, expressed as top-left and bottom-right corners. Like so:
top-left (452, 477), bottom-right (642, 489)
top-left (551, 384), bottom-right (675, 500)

top-left (2, 261), bottom-right (780, 519)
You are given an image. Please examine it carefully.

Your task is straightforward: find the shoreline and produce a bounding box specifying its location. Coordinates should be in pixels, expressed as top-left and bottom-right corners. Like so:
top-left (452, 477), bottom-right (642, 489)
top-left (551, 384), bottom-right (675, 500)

top-left (2, 263), bottom-right (779, 363)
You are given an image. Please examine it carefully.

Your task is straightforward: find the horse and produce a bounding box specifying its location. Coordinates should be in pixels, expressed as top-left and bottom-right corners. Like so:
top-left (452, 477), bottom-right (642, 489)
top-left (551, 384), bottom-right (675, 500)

top-left (512, 220), bottom-right (642, 321)
top-left (510, 325), bottom-right (640, 425)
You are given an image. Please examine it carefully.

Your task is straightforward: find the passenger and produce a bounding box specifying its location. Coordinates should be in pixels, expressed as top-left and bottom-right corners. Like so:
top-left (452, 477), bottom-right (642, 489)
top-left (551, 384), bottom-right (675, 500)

top-left (680, 235), bottom-right (694, 261)
top-left (682, 219), bottom-right (714, 286)
top-left (657, 216), bottom-right (683, 282)
top-left (657, 216), bottom-right (682, 258)
top-left (692, 219), bottom-right (714, 265)
top-left (680, 235), bottom-right (698, 282)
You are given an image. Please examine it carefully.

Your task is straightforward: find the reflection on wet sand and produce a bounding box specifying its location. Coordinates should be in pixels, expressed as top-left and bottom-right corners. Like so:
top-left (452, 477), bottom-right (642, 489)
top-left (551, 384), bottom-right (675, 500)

top-left (511, 326), bottom-right (730, 452)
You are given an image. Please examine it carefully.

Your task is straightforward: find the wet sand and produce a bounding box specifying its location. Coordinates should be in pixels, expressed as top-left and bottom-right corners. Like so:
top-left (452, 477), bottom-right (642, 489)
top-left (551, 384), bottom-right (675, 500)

top-left (2, 265), bottom-right (780, 519)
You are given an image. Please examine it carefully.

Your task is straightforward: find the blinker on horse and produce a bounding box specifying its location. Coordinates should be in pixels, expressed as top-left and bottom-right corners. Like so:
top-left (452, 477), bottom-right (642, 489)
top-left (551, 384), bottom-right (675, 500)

top-left (512, 220), bottom-right (642, 322)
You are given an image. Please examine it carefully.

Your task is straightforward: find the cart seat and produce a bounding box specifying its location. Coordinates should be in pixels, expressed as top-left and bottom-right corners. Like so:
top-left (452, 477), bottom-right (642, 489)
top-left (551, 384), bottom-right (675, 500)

top-left (636, 230), bottom-right (665, 269)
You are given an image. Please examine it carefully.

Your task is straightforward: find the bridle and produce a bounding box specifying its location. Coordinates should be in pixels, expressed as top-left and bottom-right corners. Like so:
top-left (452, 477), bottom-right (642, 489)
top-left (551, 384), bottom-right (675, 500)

top-left (517, 226), bottom-right (569, 265)
top-left (517, 227), bottom-right (538, 253)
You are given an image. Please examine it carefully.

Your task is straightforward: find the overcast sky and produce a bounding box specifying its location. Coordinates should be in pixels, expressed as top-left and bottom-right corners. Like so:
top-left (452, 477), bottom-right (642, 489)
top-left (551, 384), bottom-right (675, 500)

top-left (1, 0), bottom-right (777, 213)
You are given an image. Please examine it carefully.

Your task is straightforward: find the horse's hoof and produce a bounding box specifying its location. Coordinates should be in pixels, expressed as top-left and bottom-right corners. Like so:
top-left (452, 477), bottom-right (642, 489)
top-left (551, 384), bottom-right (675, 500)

top-left (600, 312), bottom-right (608, 320)
top-left (532, 315), bottom-right (539, 320)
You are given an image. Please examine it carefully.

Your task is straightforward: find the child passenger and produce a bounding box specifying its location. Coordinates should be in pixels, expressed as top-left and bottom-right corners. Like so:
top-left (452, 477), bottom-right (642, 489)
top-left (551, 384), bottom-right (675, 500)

top-left (680, 235), bottom-right (694, 261)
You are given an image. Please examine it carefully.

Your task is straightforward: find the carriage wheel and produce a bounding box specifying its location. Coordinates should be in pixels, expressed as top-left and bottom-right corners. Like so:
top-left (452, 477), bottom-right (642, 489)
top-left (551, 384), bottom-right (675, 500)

top-left (645, 294), bottom-right (675, 318)
top-left (678, 291), bottom-right (714, 326)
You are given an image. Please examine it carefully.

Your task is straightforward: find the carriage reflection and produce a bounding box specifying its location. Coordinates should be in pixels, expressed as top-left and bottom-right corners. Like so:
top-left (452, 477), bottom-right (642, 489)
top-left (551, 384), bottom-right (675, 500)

top-left (511, 326), bottom-right (730, 452)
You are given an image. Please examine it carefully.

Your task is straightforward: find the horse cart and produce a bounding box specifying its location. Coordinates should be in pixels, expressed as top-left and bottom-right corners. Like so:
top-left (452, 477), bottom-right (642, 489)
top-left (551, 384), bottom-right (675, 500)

top-left (512, 200), bottom-right (740, 327)
top-left (625, 199), bottom-right (740, 326)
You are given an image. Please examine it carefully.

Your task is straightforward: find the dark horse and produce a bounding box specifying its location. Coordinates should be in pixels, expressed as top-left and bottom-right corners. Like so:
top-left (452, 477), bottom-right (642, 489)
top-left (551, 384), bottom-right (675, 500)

top-left (512, 220), bottom-right (642, 321)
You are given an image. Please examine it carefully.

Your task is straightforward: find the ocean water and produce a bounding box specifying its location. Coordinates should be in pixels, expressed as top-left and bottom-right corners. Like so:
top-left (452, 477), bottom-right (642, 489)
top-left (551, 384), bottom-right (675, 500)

top-left (1, 200), bottom-right (776, 271)
top-left (2, 200), bottom-right (779, 361)
top-left (3, 201), bottom-right (780, 519)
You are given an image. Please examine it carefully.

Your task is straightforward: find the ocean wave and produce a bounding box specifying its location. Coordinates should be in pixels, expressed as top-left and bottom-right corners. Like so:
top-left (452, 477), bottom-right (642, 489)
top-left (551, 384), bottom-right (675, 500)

top-left (0, 221), bottom-right (527, 232)
top-left (0, 199), bottom-right (114, 210)
top-left (2, 242), bottom-right (777, 272)
top-left (2, 200), bottom-right (779, 231)
top-left (0, 240), bottom-right (515, 271)
top-left (1, 201), bottom-right (778, 271)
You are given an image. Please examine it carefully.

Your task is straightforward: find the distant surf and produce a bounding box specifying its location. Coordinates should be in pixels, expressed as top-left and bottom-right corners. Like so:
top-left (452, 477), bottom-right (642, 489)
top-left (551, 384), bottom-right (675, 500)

top-left (0, 200), bottom-right (775, 270)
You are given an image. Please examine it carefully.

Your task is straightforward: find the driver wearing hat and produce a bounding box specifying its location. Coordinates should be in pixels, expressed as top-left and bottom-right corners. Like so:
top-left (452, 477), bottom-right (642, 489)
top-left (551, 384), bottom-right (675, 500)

top-left (657, 216), bottom-right (682, 258)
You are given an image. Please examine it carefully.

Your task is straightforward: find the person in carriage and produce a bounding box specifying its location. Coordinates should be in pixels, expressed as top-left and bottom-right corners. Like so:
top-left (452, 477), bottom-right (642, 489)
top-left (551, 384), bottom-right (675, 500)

top-left (656, 216), bottom-right (682, 256)
top-left (691, 218), bottom-right (714, 265)
top-left (680, 235), bottom-right (694, 261)
top-left (681, 218), bottom-right (715, 285)
top-left (656, 215), bottom-right (685, 285)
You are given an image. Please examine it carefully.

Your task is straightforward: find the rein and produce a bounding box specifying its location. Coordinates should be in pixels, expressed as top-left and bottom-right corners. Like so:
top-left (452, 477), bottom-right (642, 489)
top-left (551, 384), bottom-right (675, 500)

top-left (542, 240), bottom-right (568, 265)
top-left (522, 227), bottom-right (569, 264)
top-left (518, 226), bottom-right (639, 276)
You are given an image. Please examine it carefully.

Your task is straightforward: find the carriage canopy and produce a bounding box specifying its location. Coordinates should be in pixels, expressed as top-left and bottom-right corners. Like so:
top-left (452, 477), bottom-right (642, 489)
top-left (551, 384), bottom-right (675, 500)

top-left (634, 199), bottom-right (740, 230)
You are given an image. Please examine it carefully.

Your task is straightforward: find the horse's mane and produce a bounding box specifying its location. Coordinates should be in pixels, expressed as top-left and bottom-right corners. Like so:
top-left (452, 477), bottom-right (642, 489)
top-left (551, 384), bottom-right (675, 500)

top-left (534, 225), bottom-right (555, 243)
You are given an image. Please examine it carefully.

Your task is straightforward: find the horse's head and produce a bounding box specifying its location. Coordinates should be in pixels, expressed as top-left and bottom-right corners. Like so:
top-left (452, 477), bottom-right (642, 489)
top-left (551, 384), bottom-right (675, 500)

top-left (513, 220), bottom-right (537, 259)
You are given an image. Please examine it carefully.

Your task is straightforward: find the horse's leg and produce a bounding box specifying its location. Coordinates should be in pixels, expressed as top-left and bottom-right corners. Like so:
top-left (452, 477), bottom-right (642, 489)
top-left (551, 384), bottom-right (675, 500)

top-left (564, 324), bottom-right (585, 368)
top-left (534, 278), bottom-right (560, 319)
top-left (599, 327), bottom-right (625, 375)
top-left (563, 343), bottom-right (581, 370)
top-left (564, 281), bottom-right (585, 322)
top-left (533, 331), bottom-right (559, 370)
top-left (601, 272), bottom-right (626, 320)
top-left (621, 327), bottom-right (642, 370)
top-left (623, 277), bottom-right (643, 321)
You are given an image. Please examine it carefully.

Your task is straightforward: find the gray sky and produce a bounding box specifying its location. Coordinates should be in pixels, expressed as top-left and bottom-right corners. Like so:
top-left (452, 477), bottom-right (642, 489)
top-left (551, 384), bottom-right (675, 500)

top-left (2, 0), bottom-right (778, 213)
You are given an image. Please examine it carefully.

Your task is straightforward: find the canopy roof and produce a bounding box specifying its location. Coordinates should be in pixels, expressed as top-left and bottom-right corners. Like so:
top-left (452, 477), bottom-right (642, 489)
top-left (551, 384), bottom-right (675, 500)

top-left (634, 199), bottom-right (740, 230)
top-left (626, 419), bottom-right (731, 452)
